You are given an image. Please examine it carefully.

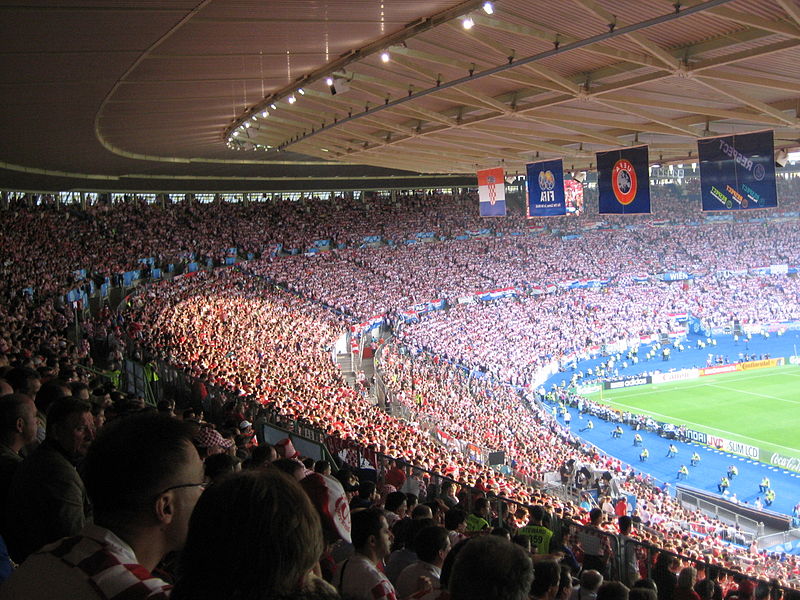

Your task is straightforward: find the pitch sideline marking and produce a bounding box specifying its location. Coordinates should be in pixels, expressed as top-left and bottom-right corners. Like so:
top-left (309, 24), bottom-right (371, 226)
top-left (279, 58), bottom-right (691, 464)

top-left (705, 383), bottom-right (800, 405)
top-left (605, 399), bottom-right (800, 454)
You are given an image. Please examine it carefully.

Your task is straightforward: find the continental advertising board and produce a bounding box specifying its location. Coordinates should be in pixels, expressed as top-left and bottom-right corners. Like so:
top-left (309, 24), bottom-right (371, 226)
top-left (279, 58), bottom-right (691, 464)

top-left (699, 358), bottom-right (782, 377)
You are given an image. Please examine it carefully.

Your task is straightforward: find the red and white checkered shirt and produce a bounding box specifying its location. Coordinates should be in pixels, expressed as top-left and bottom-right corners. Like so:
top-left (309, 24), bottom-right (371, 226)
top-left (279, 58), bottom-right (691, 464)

top-left (1, 524), bottom-right (171, 600)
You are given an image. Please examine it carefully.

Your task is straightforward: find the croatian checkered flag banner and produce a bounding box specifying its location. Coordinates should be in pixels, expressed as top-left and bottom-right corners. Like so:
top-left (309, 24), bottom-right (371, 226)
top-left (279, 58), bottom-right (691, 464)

top-left (478, 167), bottom-right (506, 217)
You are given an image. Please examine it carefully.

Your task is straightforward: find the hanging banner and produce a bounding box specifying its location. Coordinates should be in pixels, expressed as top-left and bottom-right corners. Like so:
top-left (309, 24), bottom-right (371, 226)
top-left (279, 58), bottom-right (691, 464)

top-left (527, 159), bottom-right (566, 217)
top-left (478, 167), bottom-right (506, 216)
top-left (564, 179), bottom-right (585, 216)
top-left (597, 145), bottom-right (651, 214)
top-left (698, 130), bottom-right (778, 211)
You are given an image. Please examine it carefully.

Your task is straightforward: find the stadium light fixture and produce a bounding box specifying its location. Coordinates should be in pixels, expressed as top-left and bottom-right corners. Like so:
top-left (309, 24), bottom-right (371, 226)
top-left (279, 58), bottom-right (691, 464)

top-left (270, 103), bottom-right (277, 110)
top-left (325, 77), bottom-right (334, 86)
top-left (261, 110), bottom-right (269, 118)
top-left (482, 2), bottom-right (494, 14)
top-left (297, 88), bottom-right (305, 95)
top-left (287, 95), bottom-right (296, 104)
top-left (380, 51), bottom-right (391, 63)
top-left (462, 16), bottom-right (475, 29)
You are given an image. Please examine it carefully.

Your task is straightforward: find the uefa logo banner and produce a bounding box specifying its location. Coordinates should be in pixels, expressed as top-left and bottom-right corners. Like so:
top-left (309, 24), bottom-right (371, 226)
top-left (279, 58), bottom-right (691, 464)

top-left (698, 130), bottom-right (778, 212)
top-left (477, 167), bottom-right (507, 216)
top-left (597, 145), bottom-right (651, 214)
top-left (526, 159), bottom-right (566, 217)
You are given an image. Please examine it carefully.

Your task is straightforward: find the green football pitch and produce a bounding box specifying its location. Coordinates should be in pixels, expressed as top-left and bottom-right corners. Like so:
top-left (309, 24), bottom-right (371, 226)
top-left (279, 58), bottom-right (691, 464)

top-left (585, 365), bottom-right (800, 459)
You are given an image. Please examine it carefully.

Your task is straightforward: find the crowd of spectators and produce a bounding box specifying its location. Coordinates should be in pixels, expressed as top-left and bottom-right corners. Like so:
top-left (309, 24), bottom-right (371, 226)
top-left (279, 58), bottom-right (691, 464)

top-left (396, 276), bottom-right (800, 384)
top-left (2, 182), bottom-right (800, 596)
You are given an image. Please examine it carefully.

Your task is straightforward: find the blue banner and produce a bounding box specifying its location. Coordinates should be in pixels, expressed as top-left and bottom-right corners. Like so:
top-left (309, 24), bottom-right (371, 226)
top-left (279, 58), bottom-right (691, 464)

top-left (698, 130), bottom-right (777, 211)
top-left (527, 159), bottom-right (566, 217)
top-left (688, 314), bottom-right (711, 337)
top-left (122, 270), bottom-right (140, 287)
top-left (659, 271), bottom-right (690, 281)
top-left (597, 145), bottom-right (651, 214)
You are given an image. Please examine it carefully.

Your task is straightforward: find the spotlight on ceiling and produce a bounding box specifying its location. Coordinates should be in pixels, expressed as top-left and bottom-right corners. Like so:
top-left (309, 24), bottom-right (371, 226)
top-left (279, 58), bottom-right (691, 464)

top-left (329, 78), bottom-right (350, 96)
top-left (297, 88), bottom-right (305, 95)
top-left (380, 51), bottom-right (390, 63)
top-left (287, 95), bottom-right (296, 104)
top-left (261, 110), bottom-right (269, 118)
top-left (325, 77), bottom-right (334, 86)
top-left (482, 2), bottom-right (494, 14)
top-left (462, 16), bottom-right (475, 29)
top-left (270, 103), bottom-right (277, 110)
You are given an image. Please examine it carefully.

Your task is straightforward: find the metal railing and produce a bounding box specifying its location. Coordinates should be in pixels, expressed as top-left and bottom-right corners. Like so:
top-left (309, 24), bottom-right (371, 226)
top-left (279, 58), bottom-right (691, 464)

top-left (677, 488), bottom-right (764, 538)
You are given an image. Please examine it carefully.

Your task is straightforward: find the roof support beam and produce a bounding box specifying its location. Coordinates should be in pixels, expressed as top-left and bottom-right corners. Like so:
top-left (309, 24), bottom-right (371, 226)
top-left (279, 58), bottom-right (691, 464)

top-left (515, 114), bottom-right (622, 146)
top-left (694, 76), bottom-right (799, 126)
top-left (592, 99), bottom-right (702, 136)
top-left (571, 0), bottom-right (681, 70)
top-left (695, 68), bottom-right (800, 95)
top-left (690, 39), bottom-right (800, 71)
top-left (776, 0), bottom-right (800, 28)
top-left (599, 93), bottom-right (788, 126)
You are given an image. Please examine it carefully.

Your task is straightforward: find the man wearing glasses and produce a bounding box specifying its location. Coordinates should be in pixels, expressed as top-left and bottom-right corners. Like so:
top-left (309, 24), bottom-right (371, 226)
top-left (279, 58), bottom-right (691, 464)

top-left (1, 414), bottom-right (204, 599)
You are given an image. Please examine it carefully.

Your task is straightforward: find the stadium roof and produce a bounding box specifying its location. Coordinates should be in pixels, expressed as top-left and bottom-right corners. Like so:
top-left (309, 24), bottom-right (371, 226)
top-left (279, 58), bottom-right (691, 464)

top-left (1, 0), bottom-right (799, 191)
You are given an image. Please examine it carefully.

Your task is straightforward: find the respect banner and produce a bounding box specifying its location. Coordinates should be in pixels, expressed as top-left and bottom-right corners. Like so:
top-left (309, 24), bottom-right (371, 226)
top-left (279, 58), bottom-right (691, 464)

top-left (699, 130), bottom-right (778, 211)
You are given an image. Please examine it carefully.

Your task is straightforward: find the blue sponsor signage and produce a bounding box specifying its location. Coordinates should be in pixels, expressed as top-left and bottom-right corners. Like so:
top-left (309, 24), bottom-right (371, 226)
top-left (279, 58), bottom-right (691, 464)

top-left (698, 130), bottom-right (777, 211)
top-left (527, 159), bottom-right (566, 217)
top-left (597, 145), bottom-right (651, 214)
